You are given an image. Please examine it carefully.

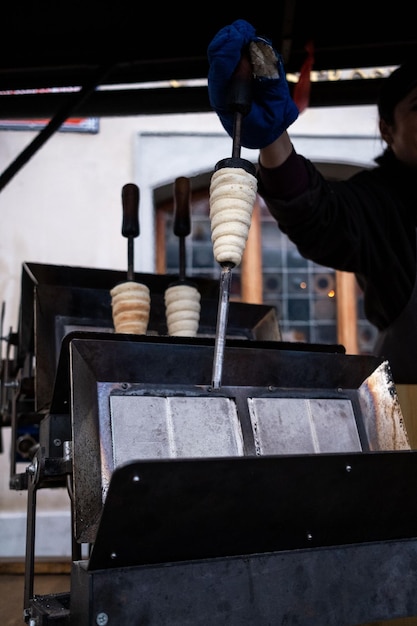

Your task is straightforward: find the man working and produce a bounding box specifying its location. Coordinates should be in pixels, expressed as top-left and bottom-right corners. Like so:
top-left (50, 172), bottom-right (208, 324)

top-left (208, 19), bottom-right (417, 384)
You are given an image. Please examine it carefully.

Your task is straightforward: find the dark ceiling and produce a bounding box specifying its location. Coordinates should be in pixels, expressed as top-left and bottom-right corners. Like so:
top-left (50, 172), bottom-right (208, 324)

top-left (1, 0), bottom-right (417, 120)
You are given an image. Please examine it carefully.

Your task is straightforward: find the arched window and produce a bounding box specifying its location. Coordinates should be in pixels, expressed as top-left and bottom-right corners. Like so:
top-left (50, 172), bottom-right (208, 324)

top-left (154, 163), bottom-right (377, 355)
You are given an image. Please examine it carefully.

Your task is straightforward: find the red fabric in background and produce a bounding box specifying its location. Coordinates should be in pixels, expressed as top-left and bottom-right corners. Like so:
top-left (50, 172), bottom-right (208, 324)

top-left (293, 40), bottom-right (315, 113)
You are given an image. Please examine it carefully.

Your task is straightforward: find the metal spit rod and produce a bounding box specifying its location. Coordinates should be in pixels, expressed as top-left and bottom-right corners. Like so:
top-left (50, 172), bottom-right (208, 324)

top-left (212, 262), bottom-right (234, 388)
top-left (211, 51), bottom-right (253, 390)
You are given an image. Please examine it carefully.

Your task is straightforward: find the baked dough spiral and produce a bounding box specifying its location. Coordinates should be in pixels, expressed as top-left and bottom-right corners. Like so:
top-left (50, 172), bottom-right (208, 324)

top-left (164, 283), bottom-right (201, 337)
top-left (110, 281), bottom-right (150, 334)
top-left (209, 166), bottom-right (257, 267)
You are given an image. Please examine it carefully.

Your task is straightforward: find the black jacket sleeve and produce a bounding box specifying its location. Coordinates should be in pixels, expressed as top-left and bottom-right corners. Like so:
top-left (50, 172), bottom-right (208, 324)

top-left (257, 154), bottom-right (417, 330)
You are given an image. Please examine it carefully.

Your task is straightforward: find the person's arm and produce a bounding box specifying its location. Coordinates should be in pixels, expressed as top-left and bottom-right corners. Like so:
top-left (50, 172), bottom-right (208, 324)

top-left (259, 131), bottom-right (293, 168)
top-left (257, 132), bottom-right (310, 200)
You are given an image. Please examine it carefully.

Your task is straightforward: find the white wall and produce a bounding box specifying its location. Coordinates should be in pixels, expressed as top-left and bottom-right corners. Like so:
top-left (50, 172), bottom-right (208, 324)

top-left (0, 105), bottom-right (381, 556)
top-left (0, 106), bottom-right (382, 334)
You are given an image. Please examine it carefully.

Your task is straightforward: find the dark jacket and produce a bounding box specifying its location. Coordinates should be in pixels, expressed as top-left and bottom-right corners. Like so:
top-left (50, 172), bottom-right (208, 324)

top-left (257, 149), bottom-right (417, 332)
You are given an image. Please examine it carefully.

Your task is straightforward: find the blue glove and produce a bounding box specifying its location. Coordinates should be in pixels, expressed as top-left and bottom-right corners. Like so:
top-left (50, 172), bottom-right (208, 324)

top-left (207, 19), bottom-right (299, 150)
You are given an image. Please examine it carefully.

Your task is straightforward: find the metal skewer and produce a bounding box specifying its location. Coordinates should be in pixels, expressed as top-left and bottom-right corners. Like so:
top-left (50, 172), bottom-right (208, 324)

top-left (211, 261), bottom-right (234, 388)
top-left (211, 51), bottom-right (253, 390)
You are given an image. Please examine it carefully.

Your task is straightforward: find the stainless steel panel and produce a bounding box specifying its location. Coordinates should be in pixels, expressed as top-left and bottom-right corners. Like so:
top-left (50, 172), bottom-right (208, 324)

top-left (358, 361), bottom-right (410, 450)
top-left (249, 397), bottom-right (362, 454)
top-left (69, 336), bottom-right (410, 544)
top-left (110, 395), bottom-right (244, 464)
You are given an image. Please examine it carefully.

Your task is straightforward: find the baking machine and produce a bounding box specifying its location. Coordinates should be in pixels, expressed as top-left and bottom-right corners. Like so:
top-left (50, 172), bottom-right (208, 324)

top-left (3, 71), bottom-right (417, 621)
top-left (2, 257), bottom-right (417, 625)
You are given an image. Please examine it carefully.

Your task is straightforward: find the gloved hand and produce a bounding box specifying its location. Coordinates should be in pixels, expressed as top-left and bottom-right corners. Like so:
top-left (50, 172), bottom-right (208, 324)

top-left (207, 19), bottom-right (299, 150)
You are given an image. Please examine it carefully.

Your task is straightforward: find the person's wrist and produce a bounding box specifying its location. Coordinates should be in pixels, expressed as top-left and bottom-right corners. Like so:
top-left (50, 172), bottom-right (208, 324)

top-left (259, 132), bottom-right (293, 168)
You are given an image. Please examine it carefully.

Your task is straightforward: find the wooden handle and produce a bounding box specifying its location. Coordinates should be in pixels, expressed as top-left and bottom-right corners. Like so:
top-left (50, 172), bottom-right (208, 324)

top-left (229, 48), bottom-right (253, 116)
top-left (173, 176), bottom-right (191, 237)
top-left (122, 183), bottom-right (140, 238)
